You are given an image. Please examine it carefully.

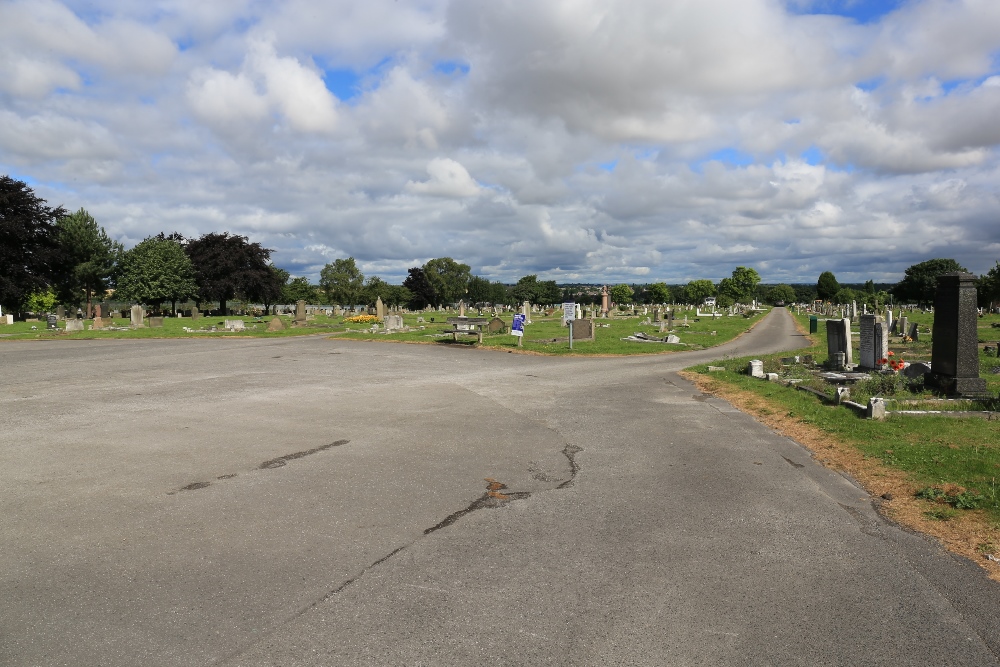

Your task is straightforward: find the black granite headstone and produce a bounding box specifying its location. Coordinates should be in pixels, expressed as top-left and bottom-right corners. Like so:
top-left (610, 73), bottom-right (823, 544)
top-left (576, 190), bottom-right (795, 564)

top-left (930, 272), bottom-right (987, 396)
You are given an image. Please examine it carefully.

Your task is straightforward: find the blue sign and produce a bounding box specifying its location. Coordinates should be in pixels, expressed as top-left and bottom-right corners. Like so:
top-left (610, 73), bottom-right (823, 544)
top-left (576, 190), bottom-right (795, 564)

top-left (512, 313), bottom-right (525, 337)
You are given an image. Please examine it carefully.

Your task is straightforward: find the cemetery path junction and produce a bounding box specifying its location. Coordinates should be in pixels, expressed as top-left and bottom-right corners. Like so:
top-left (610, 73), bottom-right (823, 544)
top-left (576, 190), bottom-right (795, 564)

top-left (1, 307), bottom-right (998, 666)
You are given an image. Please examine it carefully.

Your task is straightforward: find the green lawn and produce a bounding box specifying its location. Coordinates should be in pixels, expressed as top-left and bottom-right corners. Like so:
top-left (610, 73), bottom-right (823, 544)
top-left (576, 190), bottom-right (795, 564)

top-left (0, 307), bottom-right (767, 355)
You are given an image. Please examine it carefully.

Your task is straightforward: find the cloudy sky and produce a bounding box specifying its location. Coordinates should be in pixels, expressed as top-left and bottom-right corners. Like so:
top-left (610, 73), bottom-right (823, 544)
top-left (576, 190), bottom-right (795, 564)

top-left (2, 0), bottom-right (999, 285)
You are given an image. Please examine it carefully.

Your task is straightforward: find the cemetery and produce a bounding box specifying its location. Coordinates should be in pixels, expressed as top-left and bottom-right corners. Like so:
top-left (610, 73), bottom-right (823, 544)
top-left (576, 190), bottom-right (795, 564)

top-left (688, 274), bottom-right (1000, 570)
top-left (0, 297), bottom-right (765, 356)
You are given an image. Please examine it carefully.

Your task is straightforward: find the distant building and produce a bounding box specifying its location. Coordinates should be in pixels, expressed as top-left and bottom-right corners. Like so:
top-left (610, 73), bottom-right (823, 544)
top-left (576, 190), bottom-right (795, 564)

top-left (703, 297), bottom-right (716, 307)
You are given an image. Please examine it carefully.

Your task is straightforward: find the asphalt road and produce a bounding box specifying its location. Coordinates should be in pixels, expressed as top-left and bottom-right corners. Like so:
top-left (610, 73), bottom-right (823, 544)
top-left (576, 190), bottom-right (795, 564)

top-left (2, 308), bottom-right (998, 666)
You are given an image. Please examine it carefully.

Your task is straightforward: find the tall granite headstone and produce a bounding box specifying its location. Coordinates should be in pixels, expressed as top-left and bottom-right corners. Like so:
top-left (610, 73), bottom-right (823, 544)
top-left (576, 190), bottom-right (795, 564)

top-left (859, 315), bottom-right (888, 370)
top-left (294, 300), bottom-right (306, 325)
top-left (930, 272), bottom-right (987, 396)
top-left (377, 297), bottom-right (387, 319)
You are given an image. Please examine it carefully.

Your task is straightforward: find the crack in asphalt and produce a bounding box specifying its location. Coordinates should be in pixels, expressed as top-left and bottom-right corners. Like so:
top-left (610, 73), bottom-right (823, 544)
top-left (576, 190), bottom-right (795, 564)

top-left (167, 439), bottom-right (351, 495)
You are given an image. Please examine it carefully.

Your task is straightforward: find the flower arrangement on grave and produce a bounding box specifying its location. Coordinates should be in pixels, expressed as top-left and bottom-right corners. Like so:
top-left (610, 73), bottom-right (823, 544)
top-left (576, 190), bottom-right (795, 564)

top-left (344, 314), bottom-right (380, 324)
top-left (878, 350), bottom-right (906, 372)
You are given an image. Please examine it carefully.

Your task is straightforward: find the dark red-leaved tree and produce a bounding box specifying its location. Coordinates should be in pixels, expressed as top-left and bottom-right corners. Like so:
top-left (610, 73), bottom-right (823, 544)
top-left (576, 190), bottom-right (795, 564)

top-left (185, 232), bottom-right (282, 315)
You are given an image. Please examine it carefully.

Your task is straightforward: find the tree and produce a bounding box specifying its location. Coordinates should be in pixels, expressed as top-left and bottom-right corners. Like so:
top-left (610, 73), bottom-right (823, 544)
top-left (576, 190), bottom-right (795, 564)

top-left (511, 275), bottom-right (540, 303)
top-left (647, 282), bottom-right (671, 304)
top-left (610, 283), bottom-right (634, 307)
top-left (892, 258), bottom-right (968, 306)
top-left (684, 279), bottom-right (715, 304)
top-left (402, 267), bottom-right (435, 309)
top-left (55, 208), bottom-right (121, 317)
top-left (319, 257), bottom-right (365, 307)
top-left (0, 176), bottom-right (65, 313)
top-left (466, 275), bottom-right (493, 304)
top-left (766, 284), bottom-right (797, 305)
top-left (979, 261), bottom-right (1000, 308)
top-left (423, 257), bottom-right (471, 307)
top-left (185, 232), bottom-right (276, 315)
top-left (535, 279), bottom-right (561, 305)
top-left (816, 271), bottom-right (839, 301)
top-left (384, 284), bottom-right (412, 309)
top-left (24, 286), bottom-right (58, 314)
top-left (363, 275), bottom-right (389, 306)
top-left (116, 235), bottom-right (199, 314)
top-left (729, 266), bottom-right (761, 304)
top-left (833, 287), bottom-right (857, 305)
top-left (716, 277), bottom-right (738, 303)
top-left (283, 275), bottom-right (317, 305)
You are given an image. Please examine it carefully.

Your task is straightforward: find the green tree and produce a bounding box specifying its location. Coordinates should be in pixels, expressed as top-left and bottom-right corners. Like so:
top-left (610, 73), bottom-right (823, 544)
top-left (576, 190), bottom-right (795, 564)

top-left (729, 266), bottom-right (761, 303)
top-left (979, 261), bottom-right (1000, 308)
top-left (0, 176), bottom-right (65, 313)
top-left (185, 232), bottom-right (277, 315)
top-left (423, 257), bottom-right (471, 306)
top-left (319, 257), bottom-right (365, 307)
top-left (684, 279), bottom-right (715, 304)
top-left (511, 275), bottom-right (540, 303)
top-left (535, 279), bottom-right (561, 305)
top-left (609, 283), bottom-right (634, 307)
top-left (816, 271), bottom-right (839, 301)
top-left (402, 267), bottom-right (434, 309)
top-left (363, 275), bottom-right (389, 306)
top-left (24, 286), bottom-right (58, 314)
top-left (283, 275), bottom-right (318, 304)
top-left (384, 284), bottom-right (412, 309)
top-left (116, 235), bottom-right (199, 314)
top-left (716, 277), bottom-right (738, 302)
top-left (55, 208), bottom-right (121, 317)
top-left (891, 258), bottom-right (968, 306)
top-left (833, 287), bottom-right (857, 305)
top-left (647, 282), bottom-right (671, 304)
top-left (766, 284), bottom-right (796, 305)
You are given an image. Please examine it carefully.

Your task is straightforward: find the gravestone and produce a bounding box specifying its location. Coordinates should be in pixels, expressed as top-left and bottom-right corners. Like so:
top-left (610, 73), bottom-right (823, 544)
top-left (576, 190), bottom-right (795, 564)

top-left (885, 308), bottom-right (893, 333)
top-left (94, 304), bottom-right (102, 319)
top-left (653, 308), bottom-right (661, 323)
top-left (294, 300), bottom-right (306, 325)
top-left (1, 314), bottom-right (12, 325)
top-left (376, 297), bottom-right (386, 319)
top-left (267, 317), bottom-right (285, 332)
top-left (858, 315), bottom-right (888, 370)
top-left (487, 317), bottom-right (505, 333)
top-left (383, 315), bottom-right (404, 331)
top-left (92, 316), bottom-right (104, 329)
top-left (149, 317), bottom-right (164, 328)
top-left (825, 318), bottom-right (852, 367)
top-left (929, 272), bottom-right (987, 396)
top-left (748, 360), bottom-right (765, 378)
top-left (666, 334), bottom-right (681, 344)
top-left (223, 319), bottom-right (243, 331)
top-left (47, 314), bottom-right (58, 329)
top-left (457, 300), bottom-right (465, 317)
top-left (56, 305), bottom-right (65, 320)
top-left (522, 301), bottom-right (532, 324)
top-left (903, 361), bottom-right (931, 380)
top-left (898, 316), bottom-right (908, 339)
top-left (601, 285), bottom-right (610, 317)
top-left (65, 319), bottom-right (84, 331)
top-left (572, 318), bottom-right (595, 341)
top-left (130, 305), bottom-right (144, 328)
top-left (908, 322), bottom-right (919, 342)
top-left (191, 307), bottom-right (201, 320)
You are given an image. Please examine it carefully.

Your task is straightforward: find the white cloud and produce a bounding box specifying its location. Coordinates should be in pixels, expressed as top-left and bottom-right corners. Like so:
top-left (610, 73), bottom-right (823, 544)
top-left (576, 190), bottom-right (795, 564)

top-left (406, 158), bottom-right (481, 198)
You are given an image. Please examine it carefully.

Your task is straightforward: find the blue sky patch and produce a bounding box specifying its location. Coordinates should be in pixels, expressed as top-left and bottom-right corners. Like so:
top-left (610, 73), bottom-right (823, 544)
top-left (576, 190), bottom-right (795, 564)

top-left (322, 68), bottom-right (362, 102)
top-left (434, 61), bottom-right (470, 77)
top-left (801, 146), bottom-right (825, 165)
top-left (787, 0), bottom-right (903, 24)
top-left (597, 159), bottom-right (618, 173)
